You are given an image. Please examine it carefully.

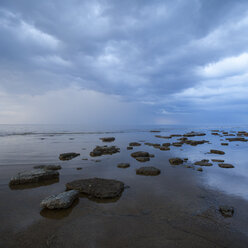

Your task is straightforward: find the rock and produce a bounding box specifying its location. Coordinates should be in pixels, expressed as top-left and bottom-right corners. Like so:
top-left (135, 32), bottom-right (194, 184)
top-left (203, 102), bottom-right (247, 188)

top-left (76, 167), bottom-right (82, 170)
top-left (100, 137), bottom-right (115, 142)
top-left (131, 151), bottom-right (150, 158)
top-left (221, 143), bottom-right (228, 146)
top-left (59, 152), bottom-right (80, 161)
top-left (172, 142), bottom-right (183, 147)
top-left (9, 169), bottom-right (59, 185)
top-left (41, 190), bottom-right (79, 209)
top-left (117, 163), bottom-right (130, 168)
top-left (127, 146), bottom-right (133, 150)
top-left (194, 160), bottom-right (213, 166)
top-left (136, 166), bottom-right (161, 176)
top-left (170, 134), bottom-right (182, 137)
top-left (136, 157), bottom-right (150, 162)
top-left (211, 130), bottom-right (219, 132)
top-left (212, 159), bottom-right (224, 162)
top-left (66, 178), bottom-right (124, 199)
top-left (160, 147), bottom-right (170, 151)
top-left (197, 168), bottom-right (203, 172)
top-left (218, 163), bottom-right (234, 168)
top-left (185, 140), bottom-right (208, 146)
top-left (210, 149), bottom-right (225, 155)
top-left (211, 133), bottom-right (219, 135)
top-left (90, 146), bottom-right (120, 156)
top-left (149, 154), bottom-right (155, 158)
top-left (169, 158), bottom-right (183, 165)
top-left (150, 130), bottom-right (161, 133)
top-left (183, 132), bottom-right (206, 137)
top-left (162, 143), bottom-right (171, 146)
top-left (226, 137), bottom-right (248, 142)
top-left (219, 206), bottom-right (234, 217)
top-left (129, 142), bottom-right (141, 146)
top-left (33, 165), bottom-right (61, 170)
top-left (82, 158), bottom-right (88, 160)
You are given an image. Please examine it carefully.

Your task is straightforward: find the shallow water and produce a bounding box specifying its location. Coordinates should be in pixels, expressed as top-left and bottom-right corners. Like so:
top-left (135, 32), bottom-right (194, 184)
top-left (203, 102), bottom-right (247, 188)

top-left (0, 124), bottom-right (248, 247)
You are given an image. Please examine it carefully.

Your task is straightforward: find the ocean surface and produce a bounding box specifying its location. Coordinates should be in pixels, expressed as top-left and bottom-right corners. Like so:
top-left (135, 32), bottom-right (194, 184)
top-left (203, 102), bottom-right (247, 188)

top-left (1, 124), bottom-right (248, 247)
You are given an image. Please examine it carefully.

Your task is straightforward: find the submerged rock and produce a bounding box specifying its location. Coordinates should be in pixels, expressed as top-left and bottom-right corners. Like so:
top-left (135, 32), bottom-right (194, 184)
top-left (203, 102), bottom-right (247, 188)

top-left (218, 163), bottom-right (234, 168)
top-left (197, 168), bottom-right (203, 172)
top-left (66, 178), bottom-right (124, 199)
top-left (210, 149), bottom-right (225, 155)
top-left (194, 160), bottom-right (213, 166)
top-left (90, 146), bottom-right (120, 157)
top-left (169, 158), bottom-right (183, 165)
top-left (129, 142), bottom-right (141, 146)
top-left (100, 137), bottom-right (115, 142)
top-left (41, 190), bottom-right (79, 209)
top-left (219, 206), bottom-right (234, 217)
top-left (136, 166), bottom-right (161, 176)
top-left (59, 152), bottom-right (80, 161)
top-left (33, 165), bottom-right (61, 170)
top-left (172, 142), bottom-right (183, 147)
top-left (150, 130), bottom-right (161, 133)
top-left (9, 169), bottom-right (59, 185)
top-left (117, 163), bottom-right (130, 168)
top-left (160, 147), bottom-right (170, 151)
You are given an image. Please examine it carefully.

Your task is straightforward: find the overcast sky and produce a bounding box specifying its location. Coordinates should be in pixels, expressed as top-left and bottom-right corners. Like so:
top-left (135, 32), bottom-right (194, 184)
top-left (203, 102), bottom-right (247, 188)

top-left (0, 0), bottom-right (248, 126)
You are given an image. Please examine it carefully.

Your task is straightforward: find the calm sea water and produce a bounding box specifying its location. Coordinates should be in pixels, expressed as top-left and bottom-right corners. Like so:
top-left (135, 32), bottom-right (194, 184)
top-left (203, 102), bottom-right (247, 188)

top-left (1, 124), bottom-right (248, 247)
top-left (0, 124), bottom-right (248, 200)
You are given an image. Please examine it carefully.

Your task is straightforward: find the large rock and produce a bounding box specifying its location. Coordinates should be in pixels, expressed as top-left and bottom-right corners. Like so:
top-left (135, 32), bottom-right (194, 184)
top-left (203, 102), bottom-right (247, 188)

top-left (59, 152), bottom-right (80, 161)
top-left (117, 163), bottom-right (130, 168)
top-left (210, 149), bottom-right (225, 155)
top-left (9, 169), bottom-right (59, 185)
top-left (131, 151), bottom-right (150, 158)
top-left (136, 166), bottom-right (161, 176)
top-left (218, 163), bottom-right (234, 168)
top-left (66, 178), bottom-right (124, 199)
top-left (169, 158), bottom-right (183, 165)
top-left (90, 146), bottom-right (120, 157)
top-left (100, 137), bottom-right (115, 142)
top-left (194, 159), bottom-right (213, 166)
top-left (41, 190), bottom-right (79, 209)
top-left (219, 206), bottom-right (234, 217)
top-left (33, 165), bottom-right (61, 170)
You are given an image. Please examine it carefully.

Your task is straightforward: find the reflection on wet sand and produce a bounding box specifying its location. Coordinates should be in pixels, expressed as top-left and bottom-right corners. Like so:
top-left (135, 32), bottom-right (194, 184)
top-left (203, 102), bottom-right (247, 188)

top-left (9, 178), bottom-right (59, 190)
top-left (40, 198), bottom-right (79, 219)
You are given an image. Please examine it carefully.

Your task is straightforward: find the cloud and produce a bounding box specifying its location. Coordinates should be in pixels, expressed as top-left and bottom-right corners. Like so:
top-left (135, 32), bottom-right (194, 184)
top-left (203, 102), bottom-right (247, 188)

top-left (0, 0), bottom-right (248, 125)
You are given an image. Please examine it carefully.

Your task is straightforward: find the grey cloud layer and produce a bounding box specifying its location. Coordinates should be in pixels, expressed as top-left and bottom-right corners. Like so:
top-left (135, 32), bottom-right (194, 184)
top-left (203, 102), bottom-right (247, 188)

top-left (0, 0), bottom-right (248, 124)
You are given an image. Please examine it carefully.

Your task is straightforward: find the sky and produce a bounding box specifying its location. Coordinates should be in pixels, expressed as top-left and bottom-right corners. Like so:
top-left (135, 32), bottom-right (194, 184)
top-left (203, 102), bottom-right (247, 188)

top-left (0, 0), bottom-right (248, 126)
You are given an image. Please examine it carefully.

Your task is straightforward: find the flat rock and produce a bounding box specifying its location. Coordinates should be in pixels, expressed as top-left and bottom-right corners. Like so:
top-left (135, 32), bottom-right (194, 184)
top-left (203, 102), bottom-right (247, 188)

top-left (218, 163), bottom-right (234, 168)
top-left (66, 178), bottom-right (124, 199)
top-left (9, 169), bottom-right (59, 185)
top-left (33, 165), bottom-right (61, 170)
top-left (219, 206), bottom-right (234, 217)
top-left (127, 146), bottom-right (133, 150)
top-left (100, 137), bottom-right (115, 142)
top-left (129, 142), bottom-right (141, 146)
top-left (90, 146), bottom-right (120, 157)
top-left (210, 149), bottom-right (225, 155)
top-left (131, 151), bottom-right (150, 158)
top-left (136, 166), bottom-right (161, 176)
top-left (117, 163), bottom-right (130, 168)
top-left (135, 157), bottom-right (150, 162)
top-left (169, 158), bottom-right (183, 165)
top-left (194, 160), bottom-right (213, 166)
top-left (41, 190), bottom-right (79, 209)
top-left (160, 147), bottom-right (170, 151)
top-left (185, 140), bottom-right (208, 146)
top-left (226, 137), bottom-right (247, 142)
top-left (221, 143), bottom-right (228, 146)
top-left (212, 159), bottom-right (224, 162)
top-left (59, 152), bottom-right (80, 161)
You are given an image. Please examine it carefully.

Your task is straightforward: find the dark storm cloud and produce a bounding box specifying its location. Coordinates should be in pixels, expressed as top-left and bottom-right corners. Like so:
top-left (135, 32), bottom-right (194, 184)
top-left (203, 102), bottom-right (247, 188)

top-left (0, 0), bottom-right (248, 124)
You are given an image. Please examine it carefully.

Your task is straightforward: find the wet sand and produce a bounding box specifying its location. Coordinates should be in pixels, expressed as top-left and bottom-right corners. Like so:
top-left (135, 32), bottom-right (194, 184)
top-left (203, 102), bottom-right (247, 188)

top-left (0, 126), bottom-right (248, 247)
